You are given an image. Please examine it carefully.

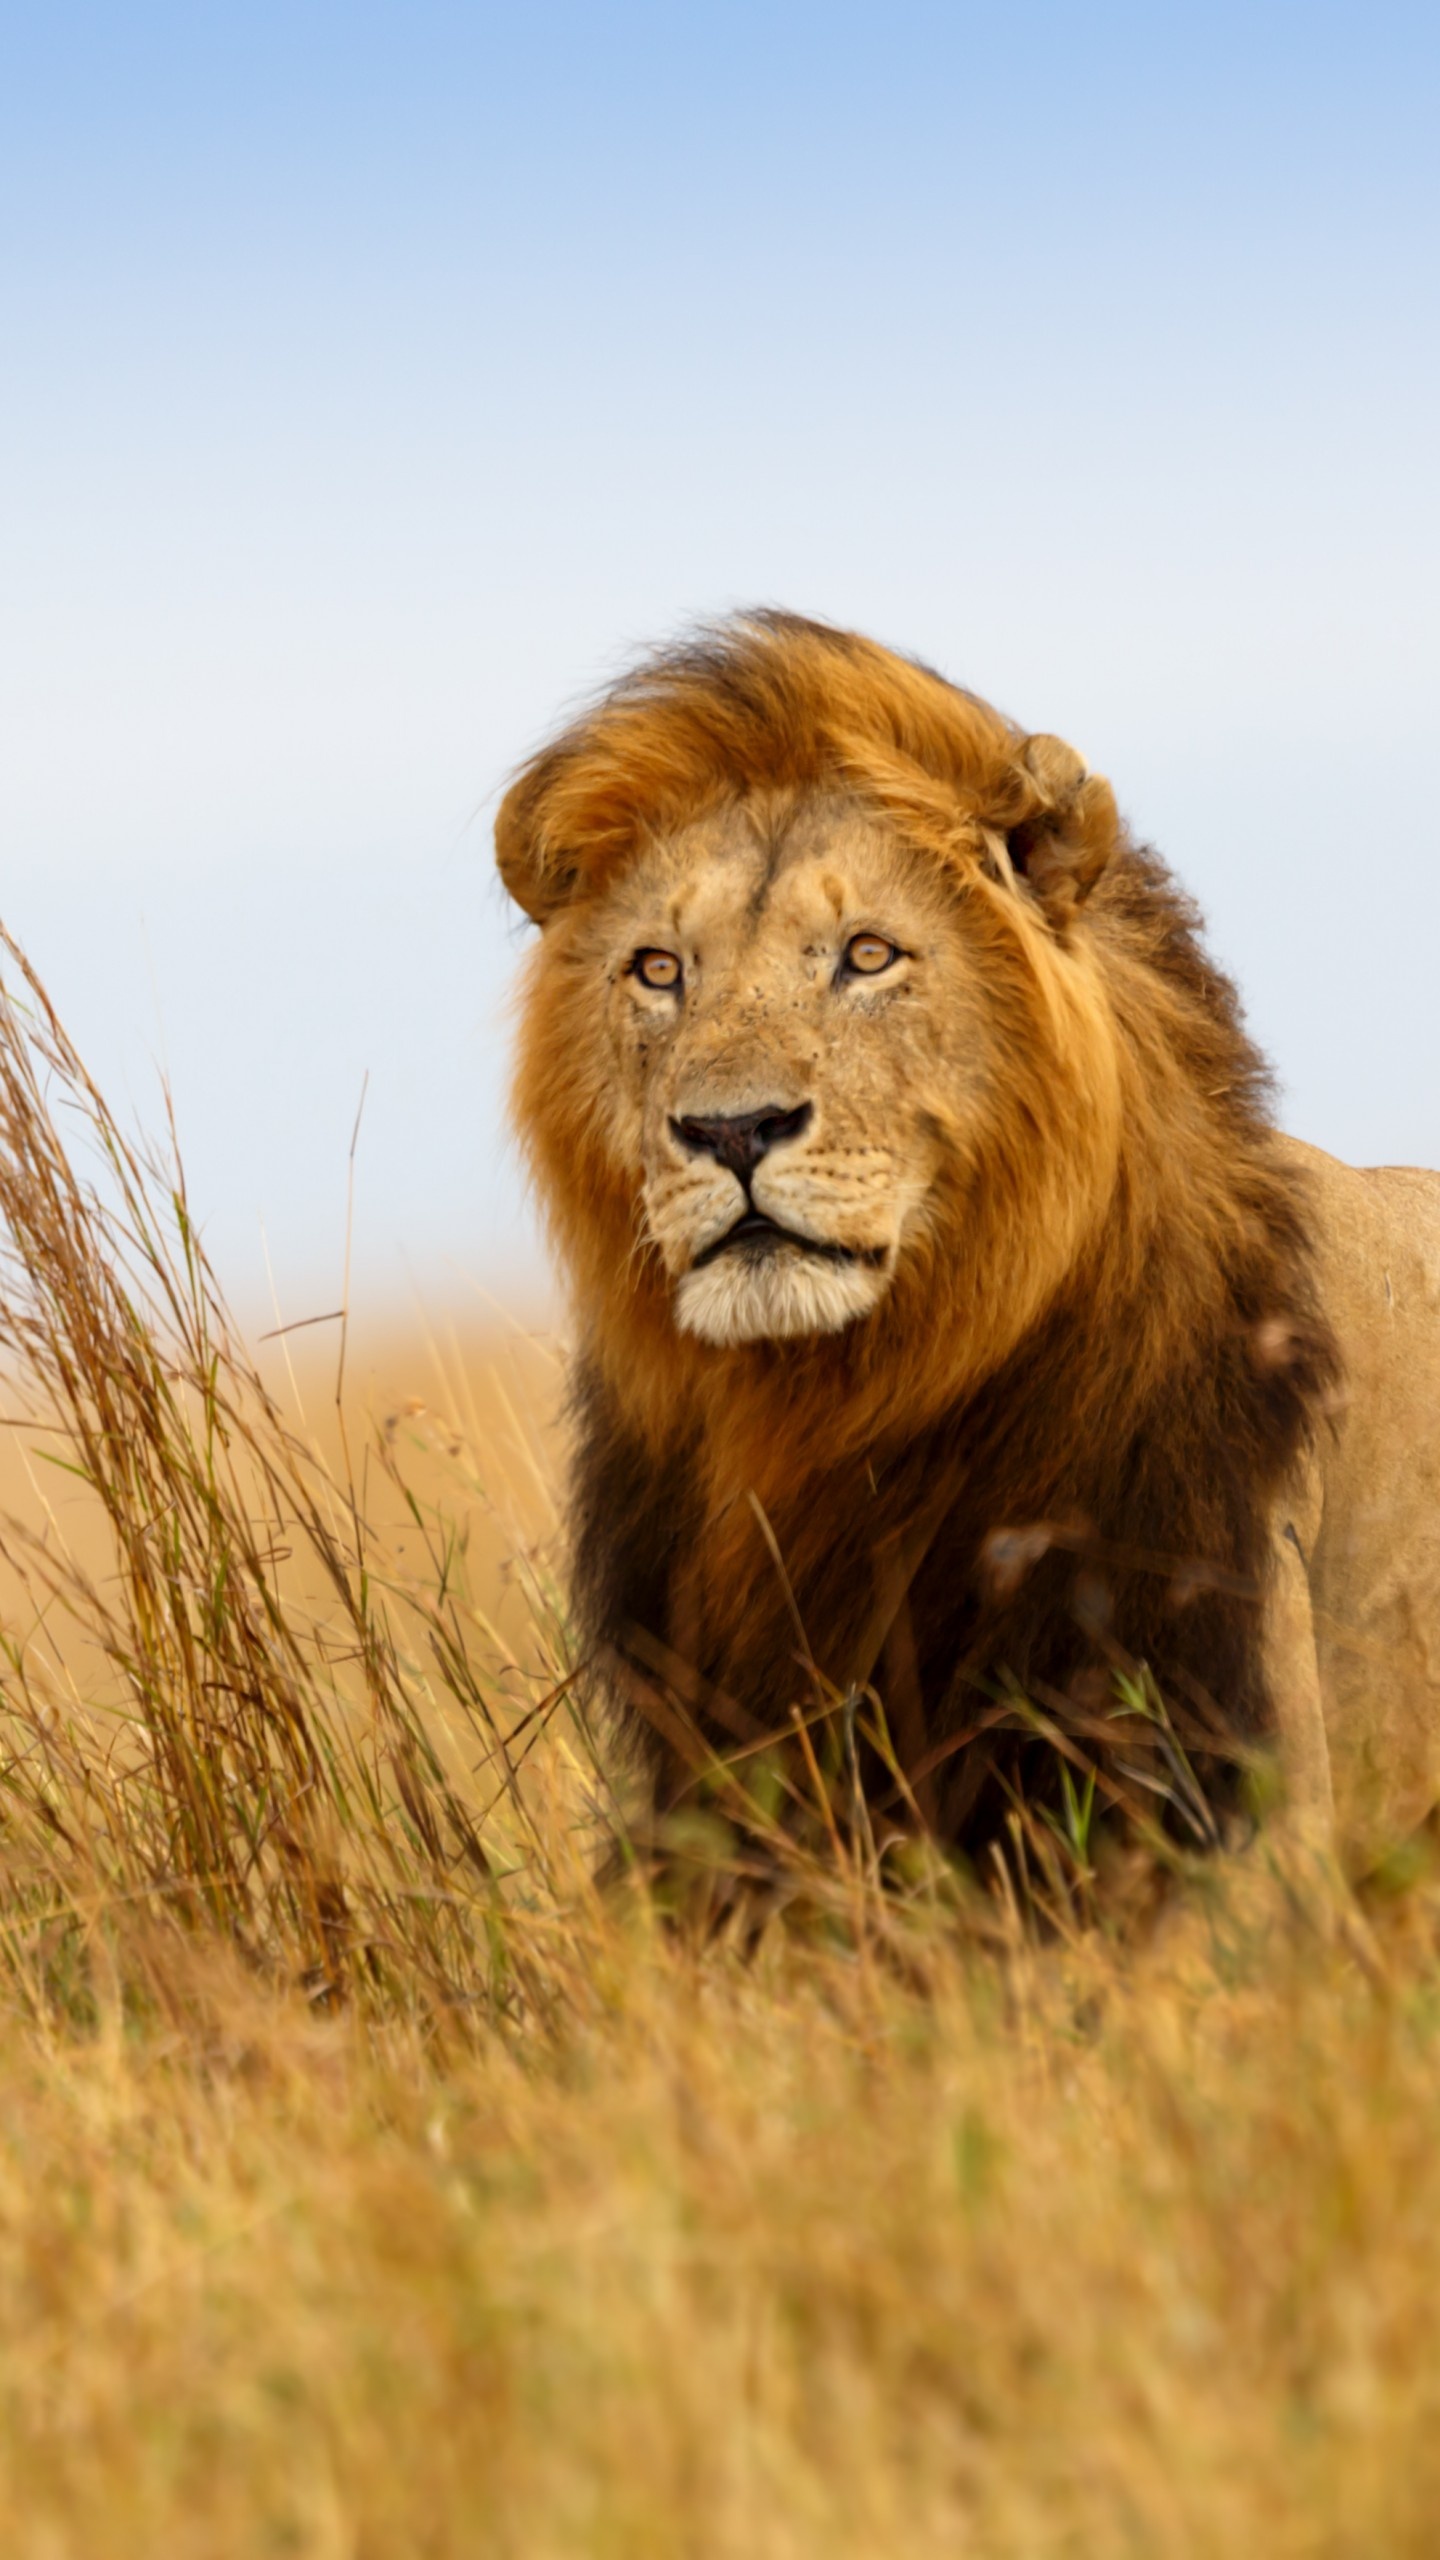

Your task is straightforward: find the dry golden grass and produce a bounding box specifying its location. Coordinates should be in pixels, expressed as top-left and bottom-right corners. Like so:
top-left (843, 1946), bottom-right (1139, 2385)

top-left (8, 1873), bottom-right (1440, 2557)
top-left (0, 927), bottom-right (1436, 2556)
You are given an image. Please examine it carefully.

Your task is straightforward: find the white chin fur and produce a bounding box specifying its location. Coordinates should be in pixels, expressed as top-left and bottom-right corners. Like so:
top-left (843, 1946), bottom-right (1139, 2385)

top-left (675, 1249), bottom-right (888, 1346)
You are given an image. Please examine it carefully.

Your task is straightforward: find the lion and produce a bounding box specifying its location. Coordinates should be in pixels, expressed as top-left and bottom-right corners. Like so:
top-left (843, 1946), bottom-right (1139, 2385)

top-left (497, 610), bottom-right (1440, 1877)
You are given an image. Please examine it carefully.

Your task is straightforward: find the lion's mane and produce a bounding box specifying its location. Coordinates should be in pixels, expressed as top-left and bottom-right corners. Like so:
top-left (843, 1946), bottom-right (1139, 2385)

top-left (499, 614), bottom-right (1340, 1852)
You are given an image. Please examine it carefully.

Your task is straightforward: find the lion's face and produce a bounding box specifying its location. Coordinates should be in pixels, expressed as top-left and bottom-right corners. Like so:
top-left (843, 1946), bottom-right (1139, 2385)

top-left (561, 795), bottom-right (1002, 1346)
top-left (505, 617), bottom-right (1130, 1396)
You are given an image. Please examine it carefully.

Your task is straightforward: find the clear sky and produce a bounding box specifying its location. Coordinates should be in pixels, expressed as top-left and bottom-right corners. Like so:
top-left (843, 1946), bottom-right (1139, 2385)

top-left (2, 2), bottom-right (1437, 1322)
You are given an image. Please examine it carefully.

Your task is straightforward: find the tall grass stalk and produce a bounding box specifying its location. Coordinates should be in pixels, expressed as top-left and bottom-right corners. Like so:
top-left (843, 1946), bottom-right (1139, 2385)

top-left (0, 928), bottom-right (604, 2031)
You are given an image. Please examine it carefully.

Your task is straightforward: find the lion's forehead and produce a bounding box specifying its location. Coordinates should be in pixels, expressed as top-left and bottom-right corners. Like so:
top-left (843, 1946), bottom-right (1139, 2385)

top-left (598, 799), bottom-right (953, 962)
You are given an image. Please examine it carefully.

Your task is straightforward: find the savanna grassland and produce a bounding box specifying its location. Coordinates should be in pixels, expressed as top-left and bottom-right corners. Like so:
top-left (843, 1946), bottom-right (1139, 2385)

top-left (0, 934), bottom-right (1438, 2559)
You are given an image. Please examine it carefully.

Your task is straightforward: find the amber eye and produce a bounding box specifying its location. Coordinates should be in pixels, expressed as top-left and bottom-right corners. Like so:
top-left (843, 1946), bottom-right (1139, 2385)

top-left (631, 948), bottom-right (683, 992)
top-left (843, 933), bottom-right (900, 976)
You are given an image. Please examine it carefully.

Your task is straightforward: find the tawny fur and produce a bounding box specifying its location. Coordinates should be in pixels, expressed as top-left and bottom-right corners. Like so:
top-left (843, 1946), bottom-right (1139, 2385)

top-left (499, 613), bottom-right (1359, 1858)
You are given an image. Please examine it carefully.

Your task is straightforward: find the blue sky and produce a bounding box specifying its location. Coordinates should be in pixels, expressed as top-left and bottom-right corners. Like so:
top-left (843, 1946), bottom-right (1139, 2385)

top-left (2, 2), bottom-right (1437, 1320)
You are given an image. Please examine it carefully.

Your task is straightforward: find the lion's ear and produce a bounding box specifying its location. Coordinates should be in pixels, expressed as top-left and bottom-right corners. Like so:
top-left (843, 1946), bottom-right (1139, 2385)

top-left (1005, 735), bottom-right (1119, 919)
top-left (494, 773), bottom-right (577, 925)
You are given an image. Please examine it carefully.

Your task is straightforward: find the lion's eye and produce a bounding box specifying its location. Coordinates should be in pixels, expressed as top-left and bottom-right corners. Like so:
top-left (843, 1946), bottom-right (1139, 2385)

top-left (843, 933), bottom-right (901, 976)
top-left (631, 948), bottom-right (683, 992)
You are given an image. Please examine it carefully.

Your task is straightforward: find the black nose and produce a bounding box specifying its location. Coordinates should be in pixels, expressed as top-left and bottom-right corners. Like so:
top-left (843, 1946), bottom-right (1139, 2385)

top-left (670, 1101), bottom-right (813, 1183)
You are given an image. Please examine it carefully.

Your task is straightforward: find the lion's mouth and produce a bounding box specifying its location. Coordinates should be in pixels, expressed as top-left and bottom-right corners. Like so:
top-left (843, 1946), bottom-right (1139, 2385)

top-left (691, 1212), bottom-right (886, 1273)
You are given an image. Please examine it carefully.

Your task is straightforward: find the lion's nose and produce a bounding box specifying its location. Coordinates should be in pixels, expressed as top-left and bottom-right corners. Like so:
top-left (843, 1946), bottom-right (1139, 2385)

top-left (669, 1102), bottom-right (813, 1183)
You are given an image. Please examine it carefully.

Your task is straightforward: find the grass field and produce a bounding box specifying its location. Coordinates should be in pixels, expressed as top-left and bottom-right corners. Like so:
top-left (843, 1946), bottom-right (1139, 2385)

top-left (0, 932), bottom-right (1436, 2557)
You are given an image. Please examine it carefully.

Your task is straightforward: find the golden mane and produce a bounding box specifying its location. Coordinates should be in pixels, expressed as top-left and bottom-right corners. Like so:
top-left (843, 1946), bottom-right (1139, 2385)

top-left (497, 609), bottom-right (1117, 925)
top-left (499, 613), bottom-right (1340, 1856)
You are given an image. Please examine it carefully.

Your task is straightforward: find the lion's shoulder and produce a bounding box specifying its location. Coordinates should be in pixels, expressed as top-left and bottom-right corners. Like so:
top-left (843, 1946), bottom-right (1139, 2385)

top-left (1280, 1133), bottom-right (1440, 1314)
top-left (1278, 1129), bottom-right (1440, 1496)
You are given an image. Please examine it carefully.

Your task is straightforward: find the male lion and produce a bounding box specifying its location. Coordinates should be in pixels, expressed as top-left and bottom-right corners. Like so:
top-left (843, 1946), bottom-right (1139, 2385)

top-left (498, 612), bottom-right (1440, 1875)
